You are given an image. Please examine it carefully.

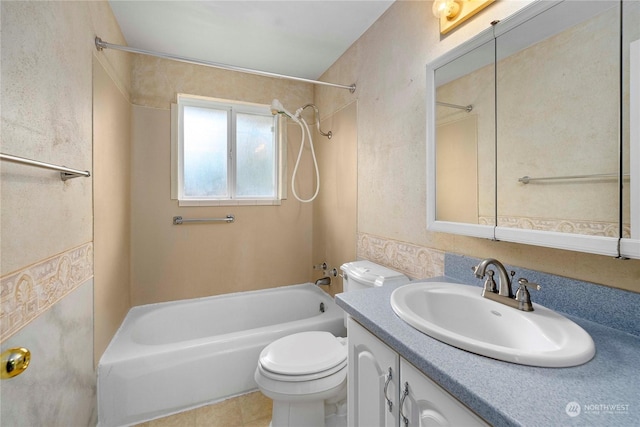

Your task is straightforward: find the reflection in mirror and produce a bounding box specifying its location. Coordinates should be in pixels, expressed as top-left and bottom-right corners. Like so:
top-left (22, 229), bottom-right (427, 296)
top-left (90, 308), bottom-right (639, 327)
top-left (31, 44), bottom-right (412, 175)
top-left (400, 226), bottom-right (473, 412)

top-left (621, 0), bottom-right (640, 258)
top-left (427, 0), bottom-right (638, 257)
top-left (435, 40), bottom-right (495, 226)
top-left (496, 1), bottom-right (621, 238)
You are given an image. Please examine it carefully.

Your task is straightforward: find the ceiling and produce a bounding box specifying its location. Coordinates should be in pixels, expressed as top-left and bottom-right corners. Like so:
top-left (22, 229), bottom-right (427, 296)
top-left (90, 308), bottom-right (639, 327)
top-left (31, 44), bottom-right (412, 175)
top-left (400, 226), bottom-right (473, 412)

top-left (108, 1), bottom-right (395, 80)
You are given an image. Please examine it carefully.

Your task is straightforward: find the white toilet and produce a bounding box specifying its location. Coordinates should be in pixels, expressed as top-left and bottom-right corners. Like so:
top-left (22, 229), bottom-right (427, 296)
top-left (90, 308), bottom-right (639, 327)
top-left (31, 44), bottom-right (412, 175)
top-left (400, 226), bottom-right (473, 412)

top-left (254, 260), bottom-right (409, 427)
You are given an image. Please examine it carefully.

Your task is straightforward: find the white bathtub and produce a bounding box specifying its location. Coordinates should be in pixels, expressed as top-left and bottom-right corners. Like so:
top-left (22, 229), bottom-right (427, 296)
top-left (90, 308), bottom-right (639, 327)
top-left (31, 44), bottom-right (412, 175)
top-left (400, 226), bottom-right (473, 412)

top-left (97, 283), bottom-right (346, 427)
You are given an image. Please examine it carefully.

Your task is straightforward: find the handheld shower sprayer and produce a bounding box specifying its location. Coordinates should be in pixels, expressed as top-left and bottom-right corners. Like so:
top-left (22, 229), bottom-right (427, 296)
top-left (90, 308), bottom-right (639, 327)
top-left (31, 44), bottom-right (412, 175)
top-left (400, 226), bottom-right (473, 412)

top-left (271, 99), bottom-right (299, 123)
top-left (270, 98), bottom-right (320, 203)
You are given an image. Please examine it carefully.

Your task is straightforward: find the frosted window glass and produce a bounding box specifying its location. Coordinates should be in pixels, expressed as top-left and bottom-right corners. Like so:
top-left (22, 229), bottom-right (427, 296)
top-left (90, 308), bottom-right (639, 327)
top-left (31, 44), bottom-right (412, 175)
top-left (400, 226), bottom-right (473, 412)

top-left (175, 95), bottom-right (281, 204)
top-left (183, 105), bottom-right (228, 197)
top-left (236, 113), bottom-right (276, 197)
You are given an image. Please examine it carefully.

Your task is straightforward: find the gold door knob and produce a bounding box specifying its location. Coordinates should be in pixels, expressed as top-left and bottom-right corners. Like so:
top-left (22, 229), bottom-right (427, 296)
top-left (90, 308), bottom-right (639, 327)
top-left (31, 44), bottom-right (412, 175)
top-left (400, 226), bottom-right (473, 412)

top-left (1, 347), bottom-right (31, 379)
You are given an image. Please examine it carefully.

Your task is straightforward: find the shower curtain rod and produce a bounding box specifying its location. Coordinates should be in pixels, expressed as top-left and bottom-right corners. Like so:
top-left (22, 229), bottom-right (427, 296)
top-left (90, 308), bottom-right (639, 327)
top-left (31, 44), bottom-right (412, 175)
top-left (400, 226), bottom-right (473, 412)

top-left (95, 37), bottom-right (356, 93)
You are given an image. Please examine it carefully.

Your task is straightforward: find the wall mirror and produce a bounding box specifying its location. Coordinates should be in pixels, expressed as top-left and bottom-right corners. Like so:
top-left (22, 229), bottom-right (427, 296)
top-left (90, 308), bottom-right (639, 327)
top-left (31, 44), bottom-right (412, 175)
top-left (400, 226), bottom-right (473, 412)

top-left (428, 34), bottom-right (496, 239)
top-left (427, 0), bottom-right (640, 259)
top-left (621, 0), bottom-right (640, 259)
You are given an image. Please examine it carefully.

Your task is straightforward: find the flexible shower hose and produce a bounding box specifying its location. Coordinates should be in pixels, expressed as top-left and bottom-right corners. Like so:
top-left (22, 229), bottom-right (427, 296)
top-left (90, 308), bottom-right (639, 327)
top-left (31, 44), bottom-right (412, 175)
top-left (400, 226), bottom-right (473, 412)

top-left (291, 116), bottom-right (320, 203)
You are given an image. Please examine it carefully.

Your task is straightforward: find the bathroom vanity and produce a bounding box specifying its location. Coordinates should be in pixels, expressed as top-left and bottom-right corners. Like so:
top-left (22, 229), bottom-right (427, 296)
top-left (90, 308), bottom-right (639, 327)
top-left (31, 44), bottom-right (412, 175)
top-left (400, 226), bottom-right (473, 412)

top-left (348, 317), bottom-right (487, 426)
top-left (337, 255), bottom-right (640, 426)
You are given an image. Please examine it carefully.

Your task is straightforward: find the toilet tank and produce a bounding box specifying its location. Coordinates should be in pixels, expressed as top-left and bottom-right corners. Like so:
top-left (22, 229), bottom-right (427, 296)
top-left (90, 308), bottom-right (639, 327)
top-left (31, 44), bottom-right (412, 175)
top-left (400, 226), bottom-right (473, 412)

top-left (340, 260), bottom-right (409, 293)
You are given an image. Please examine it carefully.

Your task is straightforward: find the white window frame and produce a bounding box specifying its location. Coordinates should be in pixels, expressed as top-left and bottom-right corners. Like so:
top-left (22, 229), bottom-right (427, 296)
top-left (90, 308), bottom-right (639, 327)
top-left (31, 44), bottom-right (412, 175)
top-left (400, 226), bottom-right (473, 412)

top-left (171, 94), bottom-right (286, 206)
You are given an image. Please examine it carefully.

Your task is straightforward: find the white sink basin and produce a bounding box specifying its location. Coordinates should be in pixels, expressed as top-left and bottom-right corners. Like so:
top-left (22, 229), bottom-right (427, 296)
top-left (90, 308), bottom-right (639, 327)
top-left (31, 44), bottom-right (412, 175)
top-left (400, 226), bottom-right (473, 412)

top-left (390, 282), bottom-right (595, 367)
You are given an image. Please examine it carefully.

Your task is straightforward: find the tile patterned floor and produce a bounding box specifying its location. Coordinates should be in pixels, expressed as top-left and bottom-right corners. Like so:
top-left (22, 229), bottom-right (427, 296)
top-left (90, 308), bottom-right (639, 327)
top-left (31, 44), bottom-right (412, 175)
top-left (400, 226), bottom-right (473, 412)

top-left (136, 391), bottom-right (272, 427)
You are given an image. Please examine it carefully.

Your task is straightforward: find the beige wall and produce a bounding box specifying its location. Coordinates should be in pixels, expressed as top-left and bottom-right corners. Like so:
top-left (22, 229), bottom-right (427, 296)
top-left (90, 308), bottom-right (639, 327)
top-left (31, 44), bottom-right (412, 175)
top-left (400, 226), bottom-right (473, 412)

top-left (316, 1), bottom-right (640, 292)
top-left (129, 56), bottom-right (317, 305)
top-left (0, 0), bottom-right (128, 342)
top-left (93, 58), bottom-right (132, 364)
top-left (1, 0), bottom-right (130, 422)
top-left (2, 2), bottom-right (91, 274)
top-left (312, 102), bottom-right (358, 296)
top-left (436, 115), bottom-right (479, 224)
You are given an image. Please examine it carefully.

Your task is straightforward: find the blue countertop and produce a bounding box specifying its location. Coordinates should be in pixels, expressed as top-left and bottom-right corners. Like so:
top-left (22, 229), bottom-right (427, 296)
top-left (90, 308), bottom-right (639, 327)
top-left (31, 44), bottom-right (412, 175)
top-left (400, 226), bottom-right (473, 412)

top-left (336, 276), bottom-right (640, 427)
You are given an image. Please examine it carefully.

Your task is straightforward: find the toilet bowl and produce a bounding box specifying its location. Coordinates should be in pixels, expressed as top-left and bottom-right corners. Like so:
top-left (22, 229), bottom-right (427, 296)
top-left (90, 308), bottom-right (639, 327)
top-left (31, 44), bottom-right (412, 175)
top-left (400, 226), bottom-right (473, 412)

top-left (255, 331), bottom-right (347, 427)
top-left (255, 260), bottom-right (410, 427)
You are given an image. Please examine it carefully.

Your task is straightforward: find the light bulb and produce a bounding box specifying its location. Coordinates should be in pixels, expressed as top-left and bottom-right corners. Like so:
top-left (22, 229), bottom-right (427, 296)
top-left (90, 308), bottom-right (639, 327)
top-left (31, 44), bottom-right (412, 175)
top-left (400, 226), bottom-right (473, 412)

top-left (432, 0), bottom-right (460, 19)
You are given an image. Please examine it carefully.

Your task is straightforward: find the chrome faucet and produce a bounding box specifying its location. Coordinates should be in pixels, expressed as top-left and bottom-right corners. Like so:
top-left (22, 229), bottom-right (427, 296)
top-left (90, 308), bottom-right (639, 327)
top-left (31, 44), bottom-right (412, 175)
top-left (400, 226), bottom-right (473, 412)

top-left (473, 258), bottom-right (513, 298)
top-left (472, 258), bottom-right (541, 311)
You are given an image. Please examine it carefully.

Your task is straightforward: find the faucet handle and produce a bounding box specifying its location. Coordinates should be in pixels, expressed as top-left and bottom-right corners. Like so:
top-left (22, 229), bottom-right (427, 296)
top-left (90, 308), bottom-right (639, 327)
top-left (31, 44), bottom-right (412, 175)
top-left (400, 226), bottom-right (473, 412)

top-left (515, 278), bottom-right (540, 312)
top-left (517, 278), bottom-right (541, 291)
top-left (483, 270), bottom-right (497, 293)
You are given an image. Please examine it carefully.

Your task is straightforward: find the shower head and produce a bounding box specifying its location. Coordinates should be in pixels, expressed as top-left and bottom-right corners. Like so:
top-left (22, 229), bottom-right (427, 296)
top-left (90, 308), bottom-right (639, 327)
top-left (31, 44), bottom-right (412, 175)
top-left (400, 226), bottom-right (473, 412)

top-left (270, 99), bottom-right (284, 115)
top-left (270, 99), bottom-right (299, 123)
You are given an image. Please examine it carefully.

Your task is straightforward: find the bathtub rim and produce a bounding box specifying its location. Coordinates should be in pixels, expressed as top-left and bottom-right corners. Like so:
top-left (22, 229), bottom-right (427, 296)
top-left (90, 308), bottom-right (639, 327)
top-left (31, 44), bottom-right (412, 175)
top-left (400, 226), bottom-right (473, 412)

top-left (98, 283), bottom-right (341, 365)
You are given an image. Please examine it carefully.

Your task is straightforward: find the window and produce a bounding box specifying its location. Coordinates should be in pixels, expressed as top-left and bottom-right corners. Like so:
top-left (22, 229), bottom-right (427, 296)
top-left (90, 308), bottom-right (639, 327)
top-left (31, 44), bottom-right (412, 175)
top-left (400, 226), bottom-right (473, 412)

top-left (172, 94), bottom-right (286, 206)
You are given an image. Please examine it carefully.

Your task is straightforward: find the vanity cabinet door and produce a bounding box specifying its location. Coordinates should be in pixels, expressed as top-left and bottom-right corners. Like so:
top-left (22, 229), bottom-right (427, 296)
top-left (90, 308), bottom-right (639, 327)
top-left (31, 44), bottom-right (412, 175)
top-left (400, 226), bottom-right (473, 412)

top-left (347, 318), bottom-right (400, 427)
top-left (398, 358), bottom-right (488, 427)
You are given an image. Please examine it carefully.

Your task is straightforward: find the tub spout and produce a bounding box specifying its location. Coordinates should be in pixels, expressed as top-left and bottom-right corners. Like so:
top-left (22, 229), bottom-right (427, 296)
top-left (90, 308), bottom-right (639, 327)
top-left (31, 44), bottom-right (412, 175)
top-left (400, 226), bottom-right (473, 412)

top-left (315, 277), bottom-right (331, 287)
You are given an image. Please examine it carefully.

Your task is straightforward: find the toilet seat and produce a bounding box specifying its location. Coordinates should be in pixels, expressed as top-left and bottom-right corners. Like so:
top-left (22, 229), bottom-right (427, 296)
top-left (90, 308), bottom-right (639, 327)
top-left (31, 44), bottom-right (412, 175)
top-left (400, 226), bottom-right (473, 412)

top-left (258, 357), bottom-right (347, 382)
top-left (259, 331), bottom-right (347, 379)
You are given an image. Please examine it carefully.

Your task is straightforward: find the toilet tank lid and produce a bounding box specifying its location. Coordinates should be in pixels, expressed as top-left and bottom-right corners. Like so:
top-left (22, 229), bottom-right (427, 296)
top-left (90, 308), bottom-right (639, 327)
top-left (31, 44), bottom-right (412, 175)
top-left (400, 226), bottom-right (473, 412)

top-left (340, 260), bottom-right (409, 287)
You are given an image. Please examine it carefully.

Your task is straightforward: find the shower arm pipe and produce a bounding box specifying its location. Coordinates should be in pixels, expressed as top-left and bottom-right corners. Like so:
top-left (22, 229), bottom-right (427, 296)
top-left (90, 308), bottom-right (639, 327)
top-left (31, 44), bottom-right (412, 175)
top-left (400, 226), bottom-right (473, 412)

top-left (299, 104), bottom-right (332, 139)
top-left (95, 37), bottom-right (356, 93)
top-left (436, 101), bottom-right (473, 112)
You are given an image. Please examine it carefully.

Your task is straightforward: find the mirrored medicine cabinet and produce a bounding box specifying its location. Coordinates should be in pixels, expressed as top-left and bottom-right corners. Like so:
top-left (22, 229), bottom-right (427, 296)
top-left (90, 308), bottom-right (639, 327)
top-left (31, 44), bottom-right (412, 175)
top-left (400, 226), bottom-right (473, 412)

top-left (426, 0), bottom-right (640, 259)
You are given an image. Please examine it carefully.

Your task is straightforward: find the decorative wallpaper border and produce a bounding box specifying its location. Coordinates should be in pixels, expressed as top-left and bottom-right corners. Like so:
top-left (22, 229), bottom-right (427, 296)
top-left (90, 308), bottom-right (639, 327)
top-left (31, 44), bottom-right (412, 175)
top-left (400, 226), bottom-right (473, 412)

top-left (357, 233), bottom-right (444, 280)
top-left (0, 242), bottom-right (93, 343)
top-left (479, 216), bottom-right (630, 238)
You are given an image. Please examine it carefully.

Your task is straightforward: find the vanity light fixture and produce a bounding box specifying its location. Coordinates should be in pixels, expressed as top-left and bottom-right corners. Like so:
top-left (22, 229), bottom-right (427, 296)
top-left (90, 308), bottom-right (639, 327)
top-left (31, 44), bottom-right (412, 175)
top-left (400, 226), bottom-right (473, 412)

top-left (432, 0), bottom-right (461, 20)
top-left (433, 0), bottom-right (495, 35)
